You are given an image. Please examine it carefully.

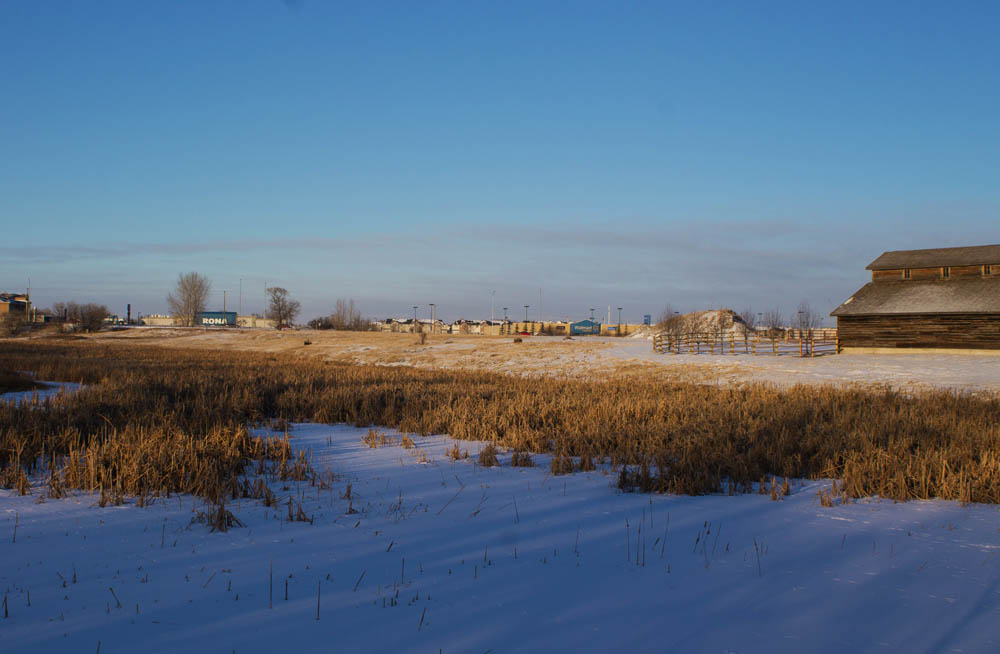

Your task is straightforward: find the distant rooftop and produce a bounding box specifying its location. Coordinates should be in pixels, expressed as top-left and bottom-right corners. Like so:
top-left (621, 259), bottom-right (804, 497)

top-left (867, 244), bottom-right (1000, 270)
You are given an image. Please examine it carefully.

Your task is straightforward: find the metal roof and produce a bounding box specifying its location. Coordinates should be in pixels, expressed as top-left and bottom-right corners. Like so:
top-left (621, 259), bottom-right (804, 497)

top-left (866, 244), bottom-right (1000, 270)
top-left (831, 279), bottom-right (1000, 316)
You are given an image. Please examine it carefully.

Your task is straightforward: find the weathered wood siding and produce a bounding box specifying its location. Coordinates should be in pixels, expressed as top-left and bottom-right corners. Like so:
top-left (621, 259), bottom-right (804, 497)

top-left (837, 314), bottom-right (1000, 349)
top-left (873, 265), bottom-right (995, 282)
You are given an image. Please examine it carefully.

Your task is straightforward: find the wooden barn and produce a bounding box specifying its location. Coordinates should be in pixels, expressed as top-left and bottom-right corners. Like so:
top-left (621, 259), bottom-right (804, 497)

top-left (831, 244), bottom-right (1000, 352)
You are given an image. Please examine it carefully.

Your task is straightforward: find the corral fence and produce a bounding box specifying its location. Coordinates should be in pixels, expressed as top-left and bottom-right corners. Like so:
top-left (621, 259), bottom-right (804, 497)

top-left (652, 329), bottom-right (839, 357)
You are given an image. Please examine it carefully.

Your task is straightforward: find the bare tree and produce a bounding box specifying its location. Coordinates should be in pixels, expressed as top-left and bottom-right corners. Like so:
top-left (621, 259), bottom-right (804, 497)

top-left (761, 308), bottom-right (784, 354)
top-left (167, 272), bottom-right (211, 327)
top-left (738, 307), bottom-right (757, 352)
top-left (794, 300), bottom-right (825, 354)
top-left (78, 304), bottom-right (109, 333)
top-left (655, 305), bottom-right (686, 351)
top-left (267, 287), bottom-right (300, 329)
top-left (795, 300), bottom-right (823, 335)
top-left (656, 304), bottom-right (678, 330)
top-left (331, 298), bottom-right (372, 331)
top-left (307, 300), bottom-right (375, 331)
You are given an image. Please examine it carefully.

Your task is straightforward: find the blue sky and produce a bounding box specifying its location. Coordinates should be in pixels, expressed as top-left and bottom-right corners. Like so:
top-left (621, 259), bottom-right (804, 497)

top-left (2, 1), bottom-right (998, 323)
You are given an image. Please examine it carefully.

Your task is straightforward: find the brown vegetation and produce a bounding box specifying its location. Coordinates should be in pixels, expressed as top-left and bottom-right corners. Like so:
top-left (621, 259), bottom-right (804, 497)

top-left (0, 369), bottom-right (43, 393)
top-left (1, 341), bottom-right (999, 504)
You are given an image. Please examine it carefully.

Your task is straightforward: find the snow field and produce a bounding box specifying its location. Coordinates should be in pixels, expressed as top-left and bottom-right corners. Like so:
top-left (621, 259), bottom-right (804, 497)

top-left (1, 423), bottom-right (999, 653)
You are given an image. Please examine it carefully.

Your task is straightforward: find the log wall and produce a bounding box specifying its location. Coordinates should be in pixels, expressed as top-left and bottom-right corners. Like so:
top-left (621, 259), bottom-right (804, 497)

top-left (837, 314), bottom-right (1000, 350)
top-left (872, 265), bottom-right (994, 282)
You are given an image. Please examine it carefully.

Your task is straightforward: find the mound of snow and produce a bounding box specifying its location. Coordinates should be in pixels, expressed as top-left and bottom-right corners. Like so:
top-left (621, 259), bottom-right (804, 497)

top-left (655, 309), bottom-right (748, 336)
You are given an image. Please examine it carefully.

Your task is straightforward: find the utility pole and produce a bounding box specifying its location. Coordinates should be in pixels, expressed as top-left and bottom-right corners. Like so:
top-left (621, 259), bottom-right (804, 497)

top-left (589, 308), bottom-right (595, 321)
top-left (538, 288), bottom-right (542, 323)
top-left (223, 290), bottom-right (227, 320)
top-left (239, 278), bottom-right (243, 319)
top-left (617, 307), bottom-right (623, 332)
top-left (413, 306), bottom-right (418, 330)
top-left (490, 290), bottom-right (495, 322)
top-left (524, 305), bottom-right (529, 323)
top-left (429, 303), bottom-right (436, 333)
top-left (503, 307), bottom-right (508, 321)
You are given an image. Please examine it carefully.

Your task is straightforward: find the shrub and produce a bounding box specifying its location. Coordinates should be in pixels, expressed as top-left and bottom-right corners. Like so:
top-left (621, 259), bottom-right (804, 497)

top-left (478, 443), bottom-right (499, 467)
top-left (2, 312), bottom-right (26, 336)
top-left (510, 452), bottom-right (534, 467)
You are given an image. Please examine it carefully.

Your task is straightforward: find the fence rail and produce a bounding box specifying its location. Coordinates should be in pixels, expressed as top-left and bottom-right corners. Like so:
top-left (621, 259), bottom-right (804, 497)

top-left (652, 331), bottom-right (838, 357)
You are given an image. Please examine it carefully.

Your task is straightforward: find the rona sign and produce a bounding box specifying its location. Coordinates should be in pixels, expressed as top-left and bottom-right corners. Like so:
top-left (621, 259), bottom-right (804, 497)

top-left (197, 311), bottom-right (237, 327)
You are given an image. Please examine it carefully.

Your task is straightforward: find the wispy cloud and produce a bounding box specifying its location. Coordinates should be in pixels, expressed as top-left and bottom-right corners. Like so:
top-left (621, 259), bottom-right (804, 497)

top-left (6, 234), bottom-right (432, 264)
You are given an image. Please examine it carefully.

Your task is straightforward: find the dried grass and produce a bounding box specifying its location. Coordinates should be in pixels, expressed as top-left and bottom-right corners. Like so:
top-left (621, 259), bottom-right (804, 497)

top-left (1, 341), bottom-right (999, 503)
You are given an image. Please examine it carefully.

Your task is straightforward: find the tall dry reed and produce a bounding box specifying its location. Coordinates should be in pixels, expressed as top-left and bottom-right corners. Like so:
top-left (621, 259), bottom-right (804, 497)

top-left (1, 341), bottom-right (999, 503)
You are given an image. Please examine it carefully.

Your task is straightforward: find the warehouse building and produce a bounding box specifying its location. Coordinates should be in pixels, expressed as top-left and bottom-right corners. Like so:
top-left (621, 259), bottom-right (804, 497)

top-left (831, 244), bottom-right (1000, 352)
top-left (0, 292), bottom-right (29, 316)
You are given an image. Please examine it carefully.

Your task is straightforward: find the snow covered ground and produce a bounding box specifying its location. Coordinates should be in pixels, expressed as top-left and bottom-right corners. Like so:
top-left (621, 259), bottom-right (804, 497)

top-left (605, 340), bottom-right (1000, 392)
top-left (93, 328), bottom-right (1000, 392)
top-left (1, 382), bottom-right (82, 407)
top-left (3, 423), bottom-right (999, 653)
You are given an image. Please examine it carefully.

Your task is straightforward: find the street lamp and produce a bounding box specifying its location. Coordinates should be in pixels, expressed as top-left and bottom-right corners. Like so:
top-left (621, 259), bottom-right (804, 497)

top-left (617, 307), bottom-right (623, 326)
top-left (429, 304), bottom-right (436, 333)
top-left (589, 308), bottom-right (595, 321)
top-left (413, 306), bottom-right (418, 324)
top-left (524, 305), bottom-right (530, 322)
top-left (503, 307), bottom-right (508, 321)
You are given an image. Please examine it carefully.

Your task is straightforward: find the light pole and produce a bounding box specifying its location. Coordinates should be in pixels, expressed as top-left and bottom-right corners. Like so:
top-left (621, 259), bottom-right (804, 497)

top-left (524, 305), bottom-right (530, 323)
top-left (503, 307), bottom-right (508, 321)
top-left (490, 290), bottom-right (495, 322)
top-left (429, 304), bottom-right (436, 333)
top-left (589, 308), bottom-right (595, 321)
top-left (413, 305), bottom-right (418, 327)
top-left (617, 307), bottom-right (623, 334)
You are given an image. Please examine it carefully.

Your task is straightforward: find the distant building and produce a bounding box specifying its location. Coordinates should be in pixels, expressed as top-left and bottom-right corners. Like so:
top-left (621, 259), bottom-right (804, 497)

top-left (197, 311), bottom-right (237, 327)
top-left (570, 319), bottom-right (601, 335)
top-left (0, 293), bottom-right (28, 316)
top-left (832, 244), bottom-right (1000, 352)
top-left (236, 315), bottom-right (276, 329)
top-left (140, 314), bottom-right (174, 326)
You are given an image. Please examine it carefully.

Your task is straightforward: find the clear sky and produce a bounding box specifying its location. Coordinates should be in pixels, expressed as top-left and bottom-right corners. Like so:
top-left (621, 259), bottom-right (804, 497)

top-left (2, 1), bottom-right (998, 324)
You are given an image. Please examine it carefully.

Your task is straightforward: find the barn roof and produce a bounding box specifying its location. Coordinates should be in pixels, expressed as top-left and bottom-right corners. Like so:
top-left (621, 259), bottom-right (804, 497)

top-left (831, 279), bottom-right (1000, 316)
top-left (866, 244), bottom-right (1000, 270)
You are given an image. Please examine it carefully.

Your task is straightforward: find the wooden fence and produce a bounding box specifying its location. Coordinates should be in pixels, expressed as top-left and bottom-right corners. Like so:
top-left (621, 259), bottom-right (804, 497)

top-left (652, 330), bottom-right (839, 357)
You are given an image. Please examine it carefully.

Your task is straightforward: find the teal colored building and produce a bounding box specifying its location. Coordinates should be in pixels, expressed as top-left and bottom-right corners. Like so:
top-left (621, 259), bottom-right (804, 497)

top-left (570, 319), bottom-right (601, 335)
